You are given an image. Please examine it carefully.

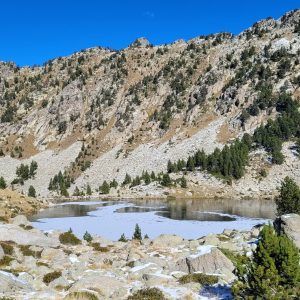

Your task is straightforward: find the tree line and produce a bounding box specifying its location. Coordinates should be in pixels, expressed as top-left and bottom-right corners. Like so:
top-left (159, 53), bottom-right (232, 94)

top-left (167, 92), bottom-right (300, 180)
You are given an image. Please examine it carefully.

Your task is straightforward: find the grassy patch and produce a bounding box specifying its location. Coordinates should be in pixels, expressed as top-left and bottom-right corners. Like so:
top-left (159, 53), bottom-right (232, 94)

top-left (0, 255), bottom-right (14, 267)
top-left (0, 242), bottom-right (14, 255)
top-left (20, 224), bottom-right (34, 230)
top-left (37, 261), bottom-right (49, 267)
top-left (179, 273), bottom-right (218, 285)
top-left (127, 288), bottom-right (166, 300)
top-left (219, 248), bottom-right (249, 267)
top-left (218, 235), bottom-right (230, 242)
top-left (64, 291), bottom-right (99, 300)
top-left (91, 242), bottom-right (109, 252)
top-left (0, 216), bottom-right (8, 223)
top-left (43, 270), bottom-right (62, 284)
top-left (19, 245), bottom-right (42, 258)
top-left (59, 231), bottom-right (81, 245)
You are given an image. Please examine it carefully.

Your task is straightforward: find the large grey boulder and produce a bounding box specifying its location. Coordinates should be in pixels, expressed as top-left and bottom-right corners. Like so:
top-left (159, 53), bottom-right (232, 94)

top-left (172, 247), bottom-right (235, 282)
top-left (0, 224), bottom-right (59, 247)
top-left (0, 270), bottom-right (32, 293)
top-left (274, 214), bottom-right (300, 248)
top-left (10, 215), bottom-right (31, 226)
top-left (69, 273), bottom-right (127, 298)
top-left (151, 234), bottom-right (184, 248)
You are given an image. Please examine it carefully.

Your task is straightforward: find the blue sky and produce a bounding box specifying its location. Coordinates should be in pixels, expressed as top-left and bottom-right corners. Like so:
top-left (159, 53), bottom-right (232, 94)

top-left (0, 0), bottom-right (299, 66)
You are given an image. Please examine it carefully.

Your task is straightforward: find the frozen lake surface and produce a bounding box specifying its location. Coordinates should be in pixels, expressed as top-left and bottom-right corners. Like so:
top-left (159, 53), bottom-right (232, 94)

top-left (30, 198), bottom-right (275, 241)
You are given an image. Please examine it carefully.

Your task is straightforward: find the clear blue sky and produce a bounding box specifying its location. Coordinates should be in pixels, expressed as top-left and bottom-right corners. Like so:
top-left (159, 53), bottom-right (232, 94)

top-left (0, 0), bottom-right (299, 66)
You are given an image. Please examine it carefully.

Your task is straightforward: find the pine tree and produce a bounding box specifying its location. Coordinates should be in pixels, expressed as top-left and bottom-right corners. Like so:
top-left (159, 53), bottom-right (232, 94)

top-left (232, 225), bottom-right (300, 299)
top-left (86, 184), bottom-right (92, 195)
top-left (161, 173), bottom-right (172, 187)
top-left (150, 171), bottom-right (156, 180)
top-left (180, 176), bottom-right (187, 188)
top-left (60, 184), bottom-right (69, 197)
top-left (101, 181), bottom-right (110, 194)
top-left (132, 224), bottom-right (142, 240)
top-left (29, 160), bottom-right (38, 178)
top-left (186, 156), bottom-right (195, 171)
top-left (28, 185), bottom-right (36, 198)
top-left (144, 171), bottom-right (151, 185)
top-left (83, 231), bottom-right (93, 242)
top-left (73, 186), bottom-right (80, 196)
top-left (0, 176), bottom-right (7, 189)
top-left (275, 176), bottom-right (300, 215)
top-left (110, 179), bottom-right (118, 188)
top-left (123, 173), bottom-right (132, 185)
top-left (167, 160), bottom-right (177, 173)
top-left (118, 233), bottom-right (127, 242)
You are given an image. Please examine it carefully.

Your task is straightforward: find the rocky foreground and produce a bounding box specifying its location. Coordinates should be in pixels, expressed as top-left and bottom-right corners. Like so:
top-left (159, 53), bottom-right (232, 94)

top-left (0, 214), bottom-right (299, 299)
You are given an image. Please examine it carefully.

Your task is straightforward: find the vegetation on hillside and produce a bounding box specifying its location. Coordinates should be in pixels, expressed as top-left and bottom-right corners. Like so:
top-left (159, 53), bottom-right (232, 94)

top-left (232, 225), bottom-right (300, 299)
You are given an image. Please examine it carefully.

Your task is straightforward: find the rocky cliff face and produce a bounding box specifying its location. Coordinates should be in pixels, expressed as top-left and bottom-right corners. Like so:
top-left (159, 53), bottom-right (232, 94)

top-left (0, 10), bottom-right (300, 198)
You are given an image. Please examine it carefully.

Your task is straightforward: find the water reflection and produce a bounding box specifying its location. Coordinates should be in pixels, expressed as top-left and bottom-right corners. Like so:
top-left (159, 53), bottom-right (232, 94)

top-left (30, 198), bottom-right (276, 223)
top-left (30, 202), bottom-right (115, 221)
top-left (128, 198), bottom-right (276, 219)
top-left (157, 211), bottom-right (235, 221)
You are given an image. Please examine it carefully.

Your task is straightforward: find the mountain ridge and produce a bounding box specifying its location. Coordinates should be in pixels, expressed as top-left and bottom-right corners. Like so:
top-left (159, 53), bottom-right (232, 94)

top-left (0, 9), bottom-right (299, 199)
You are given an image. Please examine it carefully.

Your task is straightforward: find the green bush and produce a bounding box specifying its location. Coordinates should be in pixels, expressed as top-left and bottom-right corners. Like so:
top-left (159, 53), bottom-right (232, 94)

top-left (0, 242), bottom-right (14, 255)
top-left (28, 185), bottom-right (36, 198)
top-left (59, 229), bottom-right (81, 245)
top-left (43, 270), bottom-right (62, 284)
top-left (179, 273), bottom-right (218, 285)
top-left (127, 288), bottom-right (166, 300)
top-left (83, 231), bottom-right (93, 242)
top-left (0, 255), bottom-right (14, 267)
top-left (0, 177), bottom-right (7, 189)
top-left (19, 245), bottom-right (41, 258)
top-left (91, 242), bottom-right (109, 252)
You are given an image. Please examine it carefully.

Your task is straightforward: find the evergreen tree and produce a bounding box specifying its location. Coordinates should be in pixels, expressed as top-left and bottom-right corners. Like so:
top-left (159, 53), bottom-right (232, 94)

top-left (180, 176), bottom-right (187, 188)
top-left (86, 184), bottom-right (92, 195)
top-left (144, 234), bottom-right (149, 239)
top-left (123, 173), bottom-right (132, 185)
top-left (29, 160), bottom-right (38, 178)
top-left (150, 171), bottom-right (156, 180)
top-left (132, 224), bottom-right (142, 240)
top-left (232, 225), bottom-right (300, 299)
top-left (28, 185), bottom-right (36, 198)
top-left (275, 177), bottom-right (300, 215)
top-left (167, 160), bottom-right (177, 173)
top-left (186, 156), bottom-right (195, 171)
top-left (83, 231), bottom-right (93, 242)
top-left (161, 173), bottom-right (172, 187)
top-left (16, 164), bottom-right (30, 180)
top-left (144, 171), bottom-right (151, 185)
top-left (100, 181), bottom-right (110, 194)
top-left (60, 184), bottom-right (69, 197)
top-left (118, 233), bottom-right (128, 242)
top-left (73, 186), bottom-right (80, 196)
top-left (110, 179), bottom-right (118, 188)
top-left (130, 176), bottom-right (141, 187)
top-left (0, 176), bottom-right (7, 189)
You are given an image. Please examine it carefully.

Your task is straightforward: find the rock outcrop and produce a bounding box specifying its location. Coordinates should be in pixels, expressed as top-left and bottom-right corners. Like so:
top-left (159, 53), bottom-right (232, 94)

top-left (274, 214), bottom-right (300, 248)
top-left (0, 215), bottom-right (261, 299)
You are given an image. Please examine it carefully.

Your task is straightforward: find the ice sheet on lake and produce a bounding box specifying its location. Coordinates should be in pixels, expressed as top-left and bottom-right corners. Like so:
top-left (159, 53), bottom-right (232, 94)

top-left (32, 202), bottom-right (269, 241)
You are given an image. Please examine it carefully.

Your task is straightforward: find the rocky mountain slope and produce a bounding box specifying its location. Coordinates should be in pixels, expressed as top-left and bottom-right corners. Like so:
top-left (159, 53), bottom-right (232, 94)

top-left (0, 10), bottom-right (300, 198)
